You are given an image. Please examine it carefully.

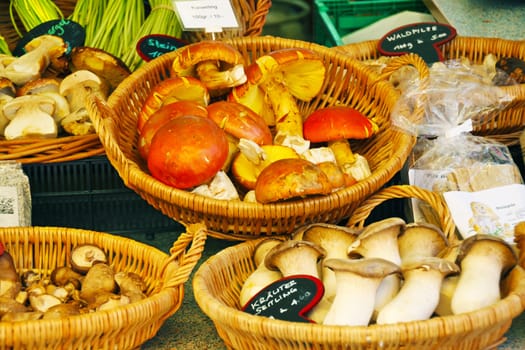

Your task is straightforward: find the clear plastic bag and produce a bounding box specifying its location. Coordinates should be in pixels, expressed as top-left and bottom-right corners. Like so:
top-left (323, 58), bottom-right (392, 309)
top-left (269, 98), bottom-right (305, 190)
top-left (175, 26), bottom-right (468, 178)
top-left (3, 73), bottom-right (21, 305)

top-left (0, 161), bottom-right (31, 226)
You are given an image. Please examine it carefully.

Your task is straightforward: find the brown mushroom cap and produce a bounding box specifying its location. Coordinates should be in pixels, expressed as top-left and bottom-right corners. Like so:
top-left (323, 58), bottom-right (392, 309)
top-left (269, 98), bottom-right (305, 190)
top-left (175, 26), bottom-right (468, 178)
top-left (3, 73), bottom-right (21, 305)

top-left (456, 234), bottom-right (517, 275)
top-left (264, 239), bottom-right (326, 273)
top-left (398, 222), bottom-right (449, 262)
top-left (69, 46), bottom-right (131, 91)
top-left (0, 78), bottom-right (15, 98)
top-left (206, 101), bottom-right (272, 145)
top-left (323, 257), bottom-right (401, 279)
top-left (303, 106), bottom-right (378, 143)
top-left (254, 158), bottom-right (333, 203)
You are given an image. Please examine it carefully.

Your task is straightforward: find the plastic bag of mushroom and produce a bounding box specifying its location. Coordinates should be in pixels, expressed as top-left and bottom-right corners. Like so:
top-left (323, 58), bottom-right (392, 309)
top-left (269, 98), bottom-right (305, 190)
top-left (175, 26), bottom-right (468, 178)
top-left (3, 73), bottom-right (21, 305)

top-left (239, 219), bottom-right (519, 326)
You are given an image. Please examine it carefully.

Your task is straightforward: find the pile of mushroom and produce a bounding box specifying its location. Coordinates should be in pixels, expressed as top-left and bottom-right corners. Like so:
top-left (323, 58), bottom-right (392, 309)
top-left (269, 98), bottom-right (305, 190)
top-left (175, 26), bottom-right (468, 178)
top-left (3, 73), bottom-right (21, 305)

top-left (0, 34), bottom-right (131, 139)
top-left (239, 218), bottom-right (519, 326)
top-left (137, 40), bottom-right (378, 203)
top-left (0, 242), bottom-right (147, 322)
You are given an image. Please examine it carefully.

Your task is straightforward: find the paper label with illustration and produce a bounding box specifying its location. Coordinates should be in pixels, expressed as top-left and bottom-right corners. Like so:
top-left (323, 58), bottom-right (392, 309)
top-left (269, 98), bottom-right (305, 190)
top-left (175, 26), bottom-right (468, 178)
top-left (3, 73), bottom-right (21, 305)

top-left (442, 184), bottom-right (525, 244)
top-left (0, 186), bottom-right (20, 226)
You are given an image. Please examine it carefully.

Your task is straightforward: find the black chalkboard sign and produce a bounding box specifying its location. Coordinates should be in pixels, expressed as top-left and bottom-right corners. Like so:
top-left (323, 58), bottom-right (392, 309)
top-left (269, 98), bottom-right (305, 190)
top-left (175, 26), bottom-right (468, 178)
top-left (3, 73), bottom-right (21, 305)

top-left (242, 275), bottom-right (324, 323)
top-left (378, 22), bottom-right (457, 64)
top-left (13, 19), bottom-right (85, 56)
top-left (137, 34), bottom-right (187, 62)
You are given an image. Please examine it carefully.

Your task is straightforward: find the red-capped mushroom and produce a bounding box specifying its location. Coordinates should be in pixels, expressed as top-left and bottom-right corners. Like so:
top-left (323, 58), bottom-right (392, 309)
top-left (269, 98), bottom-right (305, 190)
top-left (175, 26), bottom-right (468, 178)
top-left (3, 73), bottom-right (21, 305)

top-left (303, 106), bottom-right (378, 181)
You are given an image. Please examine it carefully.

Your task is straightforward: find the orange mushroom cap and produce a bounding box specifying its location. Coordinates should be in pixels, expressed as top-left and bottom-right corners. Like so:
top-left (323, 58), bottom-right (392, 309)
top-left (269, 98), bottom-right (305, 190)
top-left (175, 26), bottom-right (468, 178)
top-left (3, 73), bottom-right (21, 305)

top-left (303, 106), bottom-right (378, 143)
top-left (206, 101), bottom-right (272, 145)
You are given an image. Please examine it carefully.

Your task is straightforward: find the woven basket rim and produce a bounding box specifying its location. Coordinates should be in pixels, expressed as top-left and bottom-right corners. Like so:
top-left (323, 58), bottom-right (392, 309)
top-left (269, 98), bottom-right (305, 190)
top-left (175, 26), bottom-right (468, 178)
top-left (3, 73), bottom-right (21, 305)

top-left (92, 35), bottom-right (428, 237)
top-left (192, 185), bottom-right (525, 348)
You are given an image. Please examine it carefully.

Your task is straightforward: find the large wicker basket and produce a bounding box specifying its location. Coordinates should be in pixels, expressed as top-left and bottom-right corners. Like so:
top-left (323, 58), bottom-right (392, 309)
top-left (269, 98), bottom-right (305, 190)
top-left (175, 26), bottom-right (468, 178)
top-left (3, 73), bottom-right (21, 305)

top-left (0, 224), bottom-right (206, 349)
top-left (192, 185), bottom-right (525, 349)
top-left (87, 35), bottom-right (429, 239)
top-left (0, 0), bottom-right (271, 163)
top-left (335, 36), bottom-right (525, 146)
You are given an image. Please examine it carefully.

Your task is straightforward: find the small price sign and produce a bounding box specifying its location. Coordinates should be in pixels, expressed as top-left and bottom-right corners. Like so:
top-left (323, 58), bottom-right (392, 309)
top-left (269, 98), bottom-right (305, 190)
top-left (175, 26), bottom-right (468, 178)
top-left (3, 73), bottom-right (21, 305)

top-left (378, 22), bottom-right (457, 64)
top-left (242, 275), bottom-right (324, 323)
top-left (14, 19), bottom-right (85, 56)
top-left (173, 0), bottom-right (240, 33)
top-left (137, 34), bottom-right (187, 61)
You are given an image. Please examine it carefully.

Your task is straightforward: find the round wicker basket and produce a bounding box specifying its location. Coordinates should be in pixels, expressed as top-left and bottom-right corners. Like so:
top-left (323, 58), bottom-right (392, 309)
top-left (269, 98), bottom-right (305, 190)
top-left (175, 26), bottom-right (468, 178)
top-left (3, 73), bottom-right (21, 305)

top-left (87, 35), bottom-right (429, 239)
top-left (0, 0), bottom-right (271, 163)
top-left (0, 224), bottom-right (206, 349)
top-left (335, 36), bottom-right (525, 146)
top-left (192, 185), bottom-right (525, 349)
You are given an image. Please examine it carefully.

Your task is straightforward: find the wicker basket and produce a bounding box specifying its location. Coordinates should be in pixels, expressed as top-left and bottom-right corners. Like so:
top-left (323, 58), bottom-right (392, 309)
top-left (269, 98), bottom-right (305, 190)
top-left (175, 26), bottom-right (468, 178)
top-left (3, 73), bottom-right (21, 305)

top-left (192, 185), bottom-right (525, 349)
top-left (0, 224), bottom-right (206, 349)
top-left (335, 36), bottom-right (525, 146)
top-left (0, 0), bottom-right (271, 163)
top-left (87, 35), bottom-right (429, 239)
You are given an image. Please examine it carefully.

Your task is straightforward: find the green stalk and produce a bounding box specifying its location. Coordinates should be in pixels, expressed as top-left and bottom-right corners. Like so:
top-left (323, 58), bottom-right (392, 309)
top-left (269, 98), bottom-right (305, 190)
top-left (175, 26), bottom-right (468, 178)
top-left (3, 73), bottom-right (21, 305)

top-left (9, 0), bottom-right (63, 37)
top-left (68, 0), bottom-right (109, 45)
top-left (122, 0), bottom-right (183, 71)
top-left (89, 0), bottom-right (145, 60)
top-left (0, 35), bottom-right (12, 55)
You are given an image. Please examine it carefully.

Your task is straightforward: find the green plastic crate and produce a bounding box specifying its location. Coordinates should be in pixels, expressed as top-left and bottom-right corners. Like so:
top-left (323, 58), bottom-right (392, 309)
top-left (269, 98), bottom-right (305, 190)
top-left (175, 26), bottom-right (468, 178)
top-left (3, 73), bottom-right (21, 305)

top-left (22, 156), bottom-right (183, 236)
top-left (313, 0), bottom-right (429, 47)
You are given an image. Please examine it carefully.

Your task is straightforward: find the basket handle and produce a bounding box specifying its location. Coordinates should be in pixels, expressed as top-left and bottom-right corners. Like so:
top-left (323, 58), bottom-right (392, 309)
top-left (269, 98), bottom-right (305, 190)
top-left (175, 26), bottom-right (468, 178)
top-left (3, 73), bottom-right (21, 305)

top-left (346, 185), bottom-right (457, 242)
top-left (156, 222), bottom-right (208, 291)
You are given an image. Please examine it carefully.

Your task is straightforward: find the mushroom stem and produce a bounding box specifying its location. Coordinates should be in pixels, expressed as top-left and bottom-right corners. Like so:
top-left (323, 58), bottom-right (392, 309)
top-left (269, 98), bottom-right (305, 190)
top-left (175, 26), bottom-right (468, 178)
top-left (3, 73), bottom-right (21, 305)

top-left (376, 257), bottom-right (459, 324)
top-left (322, 258), bottom-right (400, 326)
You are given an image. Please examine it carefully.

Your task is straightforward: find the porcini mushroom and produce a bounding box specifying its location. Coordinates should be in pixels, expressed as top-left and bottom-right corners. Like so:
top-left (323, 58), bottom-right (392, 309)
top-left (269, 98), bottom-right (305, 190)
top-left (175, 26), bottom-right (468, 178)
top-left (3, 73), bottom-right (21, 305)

top-left (254, 158), bottom-right (333, 203)
top-left (2, 94), bottom-right (58, 139)
top-left (137, 76), bottom-right (210, 132)
top-left (69, 46), bottom-right (131, 92)
top-left (239, 238), bottom-right (284, 307)
top-left (242, 48), bottom-right (326, 154)
top-left (0, 35), bottom-right (66, 86)
top-left (450, 234), bottom-right (517, 314)
top-left (264, 239), bottom-right (326, 278)
top-left (398, 222), bottom-right (449, 264)
top-left (376, 257), bottom-right (459, 324)
top-left (0, 78), bottom-right (15, 135)
top-left (59, 69), bottom-right (110, 136)
top-left (322, 257), bottom-right (401, 326)
top-left (170, 41), bottom-right (247, 96)
top-left (80, 262), bottom-right (117, 305)
top-left (303, 106), bottom-right (378, 181)
top-left (347, 217), bottom-right (405, 316)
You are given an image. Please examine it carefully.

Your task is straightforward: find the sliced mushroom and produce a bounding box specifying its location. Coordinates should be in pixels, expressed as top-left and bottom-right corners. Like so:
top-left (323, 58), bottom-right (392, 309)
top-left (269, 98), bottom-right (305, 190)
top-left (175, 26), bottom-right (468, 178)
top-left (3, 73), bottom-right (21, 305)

top-left (0, 78), bottom-right (15, 135)
top-left (2, 94), bottom-right (57, 139)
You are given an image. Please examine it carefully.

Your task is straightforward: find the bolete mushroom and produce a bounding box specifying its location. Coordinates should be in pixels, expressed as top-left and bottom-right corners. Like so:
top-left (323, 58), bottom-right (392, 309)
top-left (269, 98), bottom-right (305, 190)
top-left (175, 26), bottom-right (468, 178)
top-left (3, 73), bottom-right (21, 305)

top-left (303, 106), bottom-right (378, 181)
top-left (114, 271), bottom-right (147, 303)
top-left (376, 257), bottom-right (459, 324)
top-left (147, 114), bottom-right (229, 189)
top-left (69, 46), bottom-right (131, 92)
top-left (170, 41), bottom-right (247, 97)
top-left (137, 76), bottom-right (210, 132)
top-left (80, 262), bottom-right (117, 305)
top-left (0, 35), bottom-right (66, 86)
top-left (264, 239), bottom-right (326, 279)
top-left (2, 94), bottom-right (57, 139)
top-left (59, 69), bottom-right (110, 136)
top-left (242, 48), bottom-right (326, 154)
top-left (254, 158), bottom-right (333, 203)
top-left (239, 238), bottom-right (284, 307)
top-left (322, 257), bottom-right (401, 326)
top-left (206, 100), bottom-right (272, 170)
top-left (450, 234), bottom-right (517, 314)
top-left (0, 78), bottom-right (15, 135)
top-left (347, 217), bottom-right (405, 316)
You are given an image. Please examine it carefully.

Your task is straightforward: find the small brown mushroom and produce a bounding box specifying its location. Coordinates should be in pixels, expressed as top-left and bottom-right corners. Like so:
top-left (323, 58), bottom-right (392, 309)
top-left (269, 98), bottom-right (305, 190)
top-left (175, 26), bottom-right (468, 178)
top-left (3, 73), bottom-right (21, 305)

top-left (80, 262), bottom-right (116, 305)
top-left (0, 242), bottom-right (21, 299)
top-left (70, 244), bottom-right (108, 274)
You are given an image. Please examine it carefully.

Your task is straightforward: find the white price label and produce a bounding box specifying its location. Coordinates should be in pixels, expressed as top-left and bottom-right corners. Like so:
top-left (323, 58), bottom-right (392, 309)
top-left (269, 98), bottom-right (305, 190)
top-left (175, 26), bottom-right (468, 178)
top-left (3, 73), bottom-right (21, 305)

top-left (173, 0), bottom-right (239, 32)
